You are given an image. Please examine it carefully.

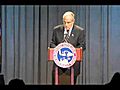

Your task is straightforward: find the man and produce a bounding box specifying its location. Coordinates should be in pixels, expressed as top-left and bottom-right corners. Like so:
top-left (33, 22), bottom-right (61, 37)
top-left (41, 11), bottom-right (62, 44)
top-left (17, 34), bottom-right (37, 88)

top-left (50, 11), bottom-right (86, 85)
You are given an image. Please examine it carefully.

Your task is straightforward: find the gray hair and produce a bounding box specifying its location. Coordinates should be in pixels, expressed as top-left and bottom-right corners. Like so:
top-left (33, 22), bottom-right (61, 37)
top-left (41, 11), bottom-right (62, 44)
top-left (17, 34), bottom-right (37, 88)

top-left (63, 11), bottom-right (75, 19)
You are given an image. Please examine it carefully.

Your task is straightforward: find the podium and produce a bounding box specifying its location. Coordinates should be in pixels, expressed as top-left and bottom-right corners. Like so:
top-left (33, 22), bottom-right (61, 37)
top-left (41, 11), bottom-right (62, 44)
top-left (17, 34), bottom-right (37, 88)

top-left (48, 47), bottom-right (83, 85)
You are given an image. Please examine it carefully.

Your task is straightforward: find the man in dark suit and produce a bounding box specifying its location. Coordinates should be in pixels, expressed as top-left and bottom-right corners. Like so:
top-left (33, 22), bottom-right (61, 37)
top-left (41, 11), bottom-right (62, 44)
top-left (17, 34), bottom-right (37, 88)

top-left (50, 11), bottom-right (86, 85)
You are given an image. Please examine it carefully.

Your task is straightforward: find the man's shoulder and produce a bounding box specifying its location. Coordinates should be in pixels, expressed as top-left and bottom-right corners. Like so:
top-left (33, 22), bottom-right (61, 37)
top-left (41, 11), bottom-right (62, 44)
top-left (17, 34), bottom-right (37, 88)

top-left (53, 25), bottom-right (63, 30)
top-left (74, 25), bottom-right (84, 31)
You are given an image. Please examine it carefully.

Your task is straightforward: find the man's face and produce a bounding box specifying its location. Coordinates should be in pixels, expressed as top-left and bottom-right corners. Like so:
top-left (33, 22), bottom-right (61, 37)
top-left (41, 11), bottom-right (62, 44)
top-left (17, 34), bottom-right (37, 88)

top-left (63, 15), bottom-right (75, 30)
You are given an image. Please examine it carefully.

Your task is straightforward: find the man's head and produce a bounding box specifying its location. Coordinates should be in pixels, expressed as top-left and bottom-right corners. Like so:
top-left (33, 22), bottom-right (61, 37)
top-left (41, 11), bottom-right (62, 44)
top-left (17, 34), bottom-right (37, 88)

top-left (63, 11), bottom-right (75, 30)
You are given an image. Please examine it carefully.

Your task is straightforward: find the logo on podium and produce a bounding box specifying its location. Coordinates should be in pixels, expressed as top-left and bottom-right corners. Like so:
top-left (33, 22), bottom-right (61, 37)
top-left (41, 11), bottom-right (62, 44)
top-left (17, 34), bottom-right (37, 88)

top-left (53, 42), bottom-right (77, 68)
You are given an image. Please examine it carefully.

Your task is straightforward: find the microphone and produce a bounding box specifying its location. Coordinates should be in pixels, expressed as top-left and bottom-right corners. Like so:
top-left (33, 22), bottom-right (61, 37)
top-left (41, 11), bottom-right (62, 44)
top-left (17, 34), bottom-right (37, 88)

top-left (67, 30), bottom-right (69, 33)
top-left (63, 30), bottom-right (70, 43)
top-left (66, 30), bottom-right (69, 38)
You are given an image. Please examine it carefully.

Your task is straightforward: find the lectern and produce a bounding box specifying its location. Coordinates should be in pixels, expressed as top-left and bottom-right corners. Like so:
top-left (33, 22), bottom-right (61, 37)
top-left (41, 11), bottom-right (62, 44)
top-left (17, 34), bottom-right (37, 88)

top-left (48, 47), bottom-right (83, 85)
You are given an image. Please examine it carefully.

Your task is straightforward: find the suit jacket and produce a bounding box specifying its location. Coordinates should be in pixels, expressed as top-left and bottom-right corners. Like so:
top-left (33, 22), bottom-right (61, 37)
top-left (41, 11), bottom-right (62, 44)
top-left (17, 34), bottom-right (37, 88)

top-left (50, 24), bottom-right (86, 76)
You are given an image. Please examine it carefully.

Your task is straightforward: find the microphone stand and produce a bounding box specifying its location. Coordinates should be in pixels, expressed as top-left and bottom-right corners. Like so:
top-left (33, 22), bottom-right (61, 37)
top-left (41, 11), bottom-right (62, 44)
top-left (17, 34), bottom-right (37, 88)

top-left (62, 30), bottom-right (70, 43)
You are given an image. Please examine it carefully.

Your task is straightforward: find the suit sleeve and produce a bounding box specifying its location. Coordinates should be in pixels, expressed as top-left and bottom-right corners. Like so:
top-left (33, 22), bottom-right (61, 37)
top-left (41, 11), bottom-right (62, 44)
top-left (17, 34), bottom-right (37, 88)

top-left (76, 29), bottom-right (86, 51)
top-left (50, 29), bottom-right (57, 48)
